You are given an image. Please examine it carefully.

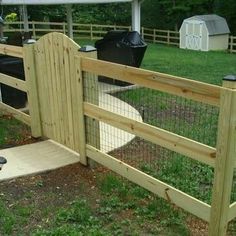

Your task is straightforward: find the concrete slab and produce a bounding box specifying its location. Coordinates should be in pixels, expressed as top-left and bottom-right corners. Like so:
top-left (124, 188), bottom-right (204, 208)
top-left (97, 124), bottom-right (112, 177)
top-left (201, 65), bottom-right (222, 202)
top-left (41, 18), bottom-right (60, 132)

top-left (0, 140), bottom-right (80, 181)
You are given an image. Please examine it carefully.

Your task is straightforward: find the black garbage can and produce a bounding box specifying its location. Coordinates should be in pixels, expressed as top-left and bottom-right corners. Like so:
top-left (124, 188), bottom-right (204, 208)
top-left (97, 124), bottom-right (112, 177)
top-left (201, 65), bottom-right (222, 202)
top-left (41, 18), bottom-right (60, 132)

top-left (0, 55), bottom-right (27, 109)
top-left (95, 30), bottom-right (147, 86)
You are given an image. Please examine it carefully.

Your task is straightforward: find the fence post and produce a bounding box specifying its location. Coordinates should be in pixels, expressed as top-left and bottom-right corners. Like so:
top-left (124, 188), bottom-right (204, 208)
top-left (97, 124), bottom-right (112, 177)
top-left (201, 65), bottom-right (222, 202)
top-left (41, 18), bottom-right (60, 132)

top-left (141, 27), bottom-right (144, 38)
top-left (209, 75), bottom-right (236, 236)
top-left (229, 36), bottom-right (233, 53)
top-left (63, 22), bottom-right (66, 34)
top-left (23, 44), bottom-right (42, 138)
top-left (167, 30), bottom-right (170, 45)
top-left (90, 24), bottom-right (93, 40)
top-left (153, 29), bottom-right (155, 43)
top-left (32, 21), bottom-right (36, 39)
top-left (78, 46), bottom-right (100, 167)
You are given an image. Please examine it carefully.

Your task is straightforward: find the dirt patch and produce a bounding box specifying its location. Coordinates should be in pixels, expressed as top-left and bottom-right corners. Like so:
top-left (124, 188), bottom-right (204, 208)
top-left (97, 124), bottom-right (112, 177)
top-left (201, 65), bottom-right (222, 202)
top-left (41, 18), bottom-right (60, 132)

top-left (0, 114), bottom-right (40, 149)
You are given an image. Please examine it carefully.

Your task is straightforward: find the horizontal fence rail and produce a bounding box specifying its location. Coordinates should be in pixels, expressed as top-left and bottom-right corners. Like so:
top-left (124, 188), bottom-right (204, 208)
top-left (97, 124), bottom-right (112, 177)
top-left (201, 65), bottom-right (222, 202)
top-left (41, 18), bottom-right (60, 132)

top-left (0, 44), bottom-right (23, 58)
top-left (87, 144), bottom-right (211, 222)
top-left (0, 73), bottom-right (27, 92)
top-left (0, 101), bottom-right (30, 125)
top-left (81, 57), bottom-right (222, 106)
top-left (84, 102), bottom-right (216, 167)
top-left (0, 43), bottom-right (29, 124)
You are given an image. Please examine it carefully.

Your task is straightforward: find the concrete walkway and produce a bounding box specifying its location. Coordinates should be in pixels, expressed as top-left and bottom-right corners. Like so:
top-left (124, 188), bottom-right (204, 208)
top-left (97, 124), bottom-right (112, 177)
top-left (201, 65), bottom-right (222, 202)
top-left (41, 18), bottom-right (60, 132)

top-left (0, 83), bottom-right (142, 181)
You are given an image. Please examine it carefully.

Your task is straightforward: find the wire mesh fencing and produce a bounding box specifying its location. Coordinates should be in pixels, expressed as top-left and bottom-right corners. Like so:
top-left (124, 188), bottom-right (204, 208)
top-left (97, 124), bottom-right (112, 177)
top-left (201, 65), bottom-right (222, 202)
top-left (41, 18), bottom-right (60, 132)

top-left (84, 77), bottom-right (221, 205)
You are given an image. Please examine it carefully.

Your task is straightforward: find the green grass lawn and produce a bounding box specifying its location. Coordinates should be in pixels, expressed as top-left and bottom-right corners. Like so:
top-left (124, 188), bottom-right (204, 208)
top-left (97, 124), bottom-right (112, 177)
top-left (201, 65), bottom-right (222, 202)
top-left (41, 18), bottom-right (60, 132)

top-left (1, 42), bottom-right (236, 235)
top-left (76, 39), bottom-right (236, 85)
top-left (142, 43), bottom-right (236, 85)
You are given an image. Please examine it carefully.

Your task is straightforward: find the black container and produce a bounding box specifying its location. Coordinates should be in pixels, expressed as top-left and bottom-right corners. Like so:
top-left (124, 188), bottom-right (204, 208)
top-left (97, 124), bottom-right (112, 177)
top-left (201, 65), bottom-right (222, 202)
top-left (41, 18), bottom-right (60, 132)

top-left (95, 30), bottom-right (147, 86)
top-left (0, 55), bottom-right (27, 108)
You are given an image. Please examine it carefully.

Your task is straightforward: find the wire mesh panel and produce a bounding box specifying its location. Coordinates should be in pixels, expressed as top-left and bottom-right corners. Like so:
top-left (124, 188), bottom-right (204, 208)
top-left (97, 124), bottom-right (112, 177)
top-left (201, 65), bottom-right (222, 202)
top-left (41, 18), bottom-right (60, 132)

top-left (84, 81), bottom-right (219, 204)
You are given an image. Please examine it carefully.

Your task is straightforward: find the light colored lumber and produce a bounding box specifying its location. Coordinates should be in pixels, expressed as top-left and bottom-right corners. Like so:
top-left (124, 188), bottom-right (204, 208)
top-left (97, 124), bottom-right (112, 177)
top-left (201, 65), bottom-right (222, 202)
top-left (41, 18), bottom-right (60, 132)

top-left (84, 102), bottom-right (216, 167)
top-left (23, 44), bottom-right (42, 137)
top-left (0, 44), bottom-right (23, 58)
top-left (228, 202), bottom-right (236, 222)
top-left (78, 50), bottom-right (101, 153)
top-left (86, 144), bottom-right (211, 222)
top-left (81, 57), bottom-right (222, 107)
top-left (0, 73), bottom-right (27, 92)
top-left (0, 101), bottom-right (30, 125)
top-left (62, 35), bottom-right (75, 150)
top-left (73, 56), bottom-right (87, 165)
top-left (209, 81), bottom-right (236, 236)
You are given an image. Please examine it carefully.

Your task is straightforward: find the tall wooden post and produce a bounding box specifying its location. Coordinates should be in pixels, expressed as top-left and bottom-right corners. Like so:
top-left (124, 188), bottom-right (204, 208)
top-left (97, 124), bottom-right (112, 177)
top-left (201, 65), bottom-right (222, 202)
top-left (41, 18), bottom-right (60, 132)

top-left (209, 75), bottom-right (236, 236)
top-left (78, 46), bottom-right (100, 167)
top-left (23, 44), bottom-right (42, 138)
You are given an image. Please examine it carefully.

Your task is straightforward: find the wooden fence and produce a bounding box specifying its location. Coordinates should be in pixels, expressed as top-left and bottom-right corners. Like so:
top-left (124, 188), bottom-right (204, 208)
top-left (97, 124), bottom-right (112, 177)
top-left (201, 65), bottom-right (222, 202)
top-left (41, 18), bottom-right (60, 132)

top-left (3, 21), bottom-right (131, 40)
top-left (141, 27), bottom-right (179, 46)
top-left (0, 32), bottom-right (236, 235)
top-left (0, 44), bottom-right (30, 125)
top-left (3, 21), bottom-right (236, 53)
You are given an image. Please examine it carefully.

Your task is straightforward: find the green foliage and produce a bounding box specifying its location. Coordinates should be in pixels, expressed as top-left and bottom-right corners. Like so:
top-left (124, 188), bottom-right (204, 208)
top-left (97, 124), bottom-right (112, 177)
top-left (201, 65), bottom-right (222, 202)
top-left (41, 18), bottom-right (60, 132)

top-left (0, 113), bottom-right (30, 148)
top-left (0, 201), bottom-right (16, 235)
top-left (5, 12), bottom-right (18, 22)
top-left (56, 200), bottom-right (92, 224)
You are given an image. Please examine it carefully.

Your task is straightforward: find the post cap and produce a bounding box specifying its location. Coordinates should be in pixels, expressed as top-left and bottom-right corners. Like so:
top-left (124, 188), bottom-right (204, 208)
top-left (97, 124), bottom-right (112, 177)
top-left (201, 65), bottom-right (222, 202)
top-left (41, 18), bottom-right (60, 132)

top-left (223, 75), bottom-right (236, 82)
top-left (79, 45), bottom-right (97, 52)
top-left (0, 156), bottom-right (7, 164)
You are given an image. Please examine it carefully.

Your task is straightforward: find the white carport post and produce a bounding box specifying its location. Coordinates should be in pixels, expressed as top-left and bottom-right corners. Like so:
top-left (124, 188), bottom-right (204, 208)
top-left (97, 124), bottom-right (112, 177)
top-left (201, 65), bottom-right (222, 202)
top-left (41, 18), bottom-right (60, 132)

top-left (131, 0), bottom-right (141, 33)
top-left (66, 4), bottom-right (73, 39)
top-left (22, 5), bottom-right (29, 32)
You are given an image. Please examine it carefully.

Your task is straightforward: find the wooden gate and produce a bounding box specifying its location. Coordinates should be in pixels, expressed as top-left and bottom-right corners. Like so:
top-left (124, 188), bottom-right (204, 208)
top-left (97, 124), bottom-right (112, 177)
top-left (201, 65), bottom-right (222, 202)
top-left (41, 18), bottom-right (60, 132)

top-left (23, 33), bottom-right (87, 163)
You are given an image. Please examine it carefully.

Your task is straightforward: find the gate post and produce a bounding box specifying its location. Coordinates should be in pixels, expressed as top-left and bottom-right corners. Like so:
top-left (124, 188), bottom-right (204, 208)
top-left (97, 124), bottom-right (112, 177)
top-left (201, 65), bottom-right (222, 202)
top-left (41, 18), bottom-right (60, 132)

top-left (78, 46), bottom-right (100, 166)
top-left (23, 43), bottom-right (42, 138)
top-left (209, 75), bottom-right (236, 235)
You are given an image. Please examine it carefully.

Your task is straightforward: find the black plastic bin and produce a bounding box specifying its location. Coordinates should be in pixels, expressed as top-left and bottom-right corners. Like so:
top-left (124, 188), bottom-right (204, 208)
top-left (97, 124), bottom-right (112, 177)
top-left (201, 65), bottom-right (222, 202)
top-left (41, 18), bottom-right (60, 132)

top-left (0, 55), bottom-right (27, 108)
top-left (95, 30), bottom-right (147, 86)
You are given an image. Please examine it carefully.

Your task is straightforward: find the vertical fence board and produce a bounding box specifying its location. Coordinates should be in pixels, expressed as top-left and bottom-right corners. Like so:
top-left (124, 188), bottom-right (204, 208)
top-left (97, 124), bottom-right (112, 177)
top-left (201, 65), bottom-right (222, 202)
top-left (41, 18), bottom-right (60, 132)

top-left (23, 44), bottom-right (42, 137)
top-left (209, 78), bottom-right (236, 236)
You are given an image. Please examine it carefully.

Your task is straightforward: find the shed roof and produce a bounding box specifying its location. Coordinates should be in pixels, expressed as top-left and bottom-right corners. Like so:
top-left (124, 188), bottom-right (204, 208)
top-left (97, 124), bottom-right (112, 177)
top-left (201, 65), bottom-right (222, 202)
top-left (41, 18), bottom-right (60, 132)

top-left (1, 0), bottom-right (132, 5)
top-left (186, 14), bottom-right (230, 36)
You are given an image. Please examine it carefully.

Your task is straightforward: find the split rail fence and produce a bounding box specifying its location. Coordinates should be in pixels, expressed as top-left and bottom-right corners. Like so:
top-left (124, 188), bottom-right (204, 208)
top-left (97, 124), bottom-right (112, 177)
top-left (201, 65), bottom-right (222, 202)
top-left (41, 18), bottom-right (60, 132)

top-left (3, 21), bottom-right (236, 53)
top-left (0, 32), bottom-right (236, 235)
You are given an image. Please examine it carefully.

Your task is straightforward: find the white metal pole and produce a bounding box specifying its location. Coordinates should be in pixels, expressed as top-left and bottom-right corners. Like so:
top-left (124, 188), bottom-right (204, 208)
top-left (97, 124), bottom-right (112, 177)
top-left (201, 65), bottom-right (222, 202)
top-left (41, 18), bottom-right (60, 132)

top-left (66, 4), bottom-right (73, 39)
top-left (132, 0), bottom-right (141, 33)
top-left (22, 5), bottom-right (29, 32)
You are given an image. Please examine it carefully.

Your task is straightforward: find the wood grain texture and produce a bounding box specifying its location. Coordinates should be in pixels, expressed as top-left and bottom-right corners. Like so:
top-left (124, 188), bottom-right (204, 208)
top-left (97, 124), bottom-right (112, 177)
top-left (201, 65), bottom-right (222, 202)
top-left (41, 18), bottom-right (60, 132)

top-left (0, 101), bottom-right (30, 125)
top-left (209, 83), bottom-right (236, 236)
top-left (84, 102), bottom-right (216, 167)
top-left (0, 44), bottom-right (23, 58)
top-left (0, 73), bottom-right (27, 92)
top-left (23, 44), bottom-right (42, 137)
top-left (81, 57), bottom-right (222, 107)
top-left (32, 32), bottom-right (81, 159)
top-left (87, 144), bottom-right (211, 222)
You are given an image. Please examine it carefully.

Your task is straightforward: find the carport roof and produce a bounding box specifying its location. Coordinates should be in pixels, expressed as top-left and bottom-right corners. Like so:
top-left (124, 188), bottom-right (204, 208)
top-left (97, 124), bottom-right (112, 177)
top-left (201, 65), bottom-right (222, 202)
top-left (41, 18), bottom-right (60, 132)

top-left (1, 0), bottom-right (133, 5)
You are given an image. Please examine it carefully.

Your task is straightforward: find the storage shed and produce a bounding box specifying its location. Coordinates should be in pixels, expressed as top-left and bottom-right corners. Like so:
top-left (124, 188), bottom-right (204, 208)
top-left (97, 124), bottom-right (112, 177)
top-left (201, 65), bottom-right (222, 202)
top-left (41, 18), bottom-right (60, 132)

top-left (179, 14), bottom-right (230, 51)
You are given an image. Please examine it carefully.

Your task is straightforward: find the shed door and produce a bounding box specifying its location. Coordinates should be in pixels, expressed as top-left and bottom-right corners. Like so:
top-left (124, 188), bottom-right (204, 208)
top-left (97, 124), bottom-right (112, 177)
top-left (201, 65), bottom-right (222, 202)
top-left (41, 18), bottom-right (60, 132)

top-left (185, 21), bottom-right (202, 50)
